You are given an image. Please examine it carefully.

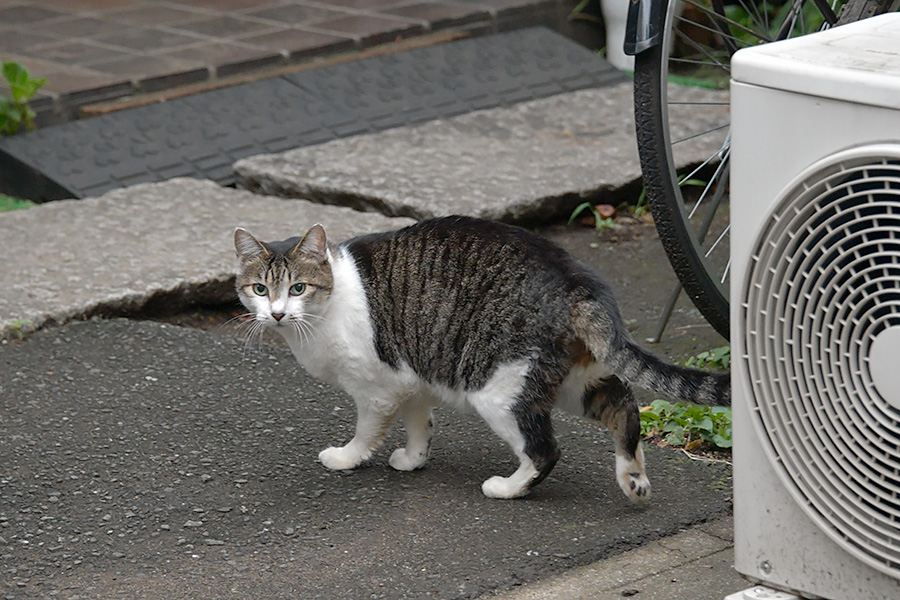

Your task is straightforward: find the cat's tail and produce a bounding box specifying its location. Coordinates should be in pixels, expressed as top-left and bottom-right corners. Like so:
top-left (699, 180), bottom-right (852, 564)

top-left (573, 301), bottom-right (731, 407)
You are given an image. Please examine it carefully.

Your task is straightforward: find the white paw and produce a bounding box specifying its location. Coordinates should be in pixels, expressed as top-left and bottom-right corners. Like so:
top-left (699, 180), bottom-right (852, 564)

top-left (618, 470), bottom-right (651, 502)
top-left (318, 446), bottom-right (363, 471)
top-left (616, 451), bottom-right (651, 503)
top-left (389, 447), bottom-right (427, 471)
top-left (481, 475), bottom-right (530, 499)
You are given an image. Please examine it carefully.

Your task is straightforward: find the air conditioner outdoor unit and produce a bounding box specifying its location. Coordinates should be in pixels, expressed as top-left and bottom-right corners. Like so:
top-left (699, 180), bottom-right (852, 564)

top-left (729, 13), bottom-right (900, 600)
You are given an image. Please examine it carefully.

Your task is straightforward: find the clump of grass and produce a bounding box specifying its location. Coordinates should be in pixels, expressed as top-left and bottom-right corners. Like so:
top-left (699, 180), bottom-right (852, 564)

top-left (568, 202), bottom-right (615, 231)
top-left (0, 194), bottom-right (35, 212)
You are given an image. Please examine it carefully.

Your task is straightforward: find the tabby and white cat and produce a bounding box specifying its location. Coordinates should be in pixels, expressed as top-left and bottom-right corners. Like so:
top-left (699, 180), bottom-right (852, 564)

top-left (234, 216), bottom-right (730, 500)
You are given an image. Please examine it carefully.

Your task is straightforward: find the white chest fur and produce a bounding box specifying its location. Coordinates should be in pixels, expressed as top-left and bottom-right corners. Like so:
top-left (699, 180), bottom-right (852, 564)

top-left (277, 247), bottom-right (414, 400)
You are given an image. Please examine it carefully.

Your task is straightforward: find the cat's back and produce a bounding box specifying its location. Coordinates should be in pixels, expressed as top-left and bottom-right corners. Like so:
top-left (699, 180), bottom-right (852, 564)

top-left (345, 216), bottom-right (591, 288)
top-left (340, 217), bottom-right (613, 388)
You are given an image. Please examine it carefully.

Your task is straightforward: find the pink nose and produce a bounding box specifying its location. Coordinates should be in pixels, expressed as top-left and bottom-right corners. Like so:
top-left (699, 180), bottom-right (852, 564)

top-left (272, 313), bottom-right (285, 321)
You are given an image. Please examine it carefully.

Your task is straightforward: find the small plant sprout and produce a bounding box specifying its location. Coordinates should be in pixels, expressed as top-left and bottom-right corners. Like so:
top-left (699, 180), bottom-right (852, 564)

top-left (568, 202), bottom-right (615, 231)
top-left (1, 61), bottom-right (47, 137)
top-left (684, 345), bottom-right (730, 371)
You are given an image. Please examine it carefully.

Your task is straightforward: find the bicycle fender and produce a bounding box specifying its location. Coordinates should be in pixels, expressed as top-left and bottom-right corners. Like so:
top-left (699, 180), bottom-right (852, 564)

top-left (624, 0), bottom-right (664, 55)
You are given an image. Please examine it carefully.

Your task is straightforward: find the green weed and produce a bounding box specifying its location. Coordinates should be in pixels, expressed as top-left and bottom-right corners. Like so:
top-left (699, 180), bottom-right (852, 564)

top-left (641, 399), bottom-right (732, 450)
top-left (8, 318), bottom-right (34, 340)
top-left (1, 61), bottom-right (47, 136)
top-left (568, 202), bottom-right (615, 231)
top-left (0, 194), bottom-right (35, 212)
top-left (684, 345), bottom-right (730, 371)
top-left (633, 178), bottom-right (708, 218)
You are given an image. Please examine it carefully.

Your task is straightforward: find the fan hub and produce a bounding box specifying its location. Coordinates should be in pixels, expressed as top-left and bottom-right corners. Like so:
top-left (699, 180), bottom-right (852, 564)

top-left (869, 325), bottom-right (900, 410)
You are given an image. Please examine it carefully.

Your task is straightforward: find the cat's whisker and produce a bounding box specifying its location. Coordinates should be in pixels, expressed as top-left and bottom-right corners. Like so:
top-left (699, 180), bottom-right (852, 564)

top-left (289, 314), bottom-right (319, 347)
top-left (221, 313), bottom-right (256, 341)
top-left (235, 318), bottom-right (268, 360)
top-left (223, 312), bottom-right (255, 328)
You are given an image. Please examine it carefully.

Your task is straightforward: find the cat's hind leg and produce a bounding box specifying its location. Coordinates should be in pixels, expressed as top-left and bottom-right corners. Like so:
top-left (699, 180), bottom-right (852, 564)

top-left (584, 377), bottom-right (650, 502)
top-left (469, 361), bottom-right (560, 499)
top-left (477, 409), bottom-right (558, 500)
top-left (389, 399), bottom-right (434, 471)
top-left (319, 397), bottom-right (398, 471)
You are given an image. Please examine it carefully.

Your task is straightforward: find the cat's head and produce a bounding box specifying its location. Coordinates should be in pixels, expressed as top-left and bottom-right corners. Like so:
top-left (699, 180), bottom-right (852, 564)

top-left (233, 225), bottom-right (334, 331)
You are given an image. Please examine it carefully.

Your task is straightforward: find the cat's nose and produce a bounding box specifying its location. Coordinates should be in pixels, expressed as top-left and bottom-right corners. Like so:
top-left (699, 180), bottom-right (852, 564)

top-left (272, 313), bottom-right (285, 322)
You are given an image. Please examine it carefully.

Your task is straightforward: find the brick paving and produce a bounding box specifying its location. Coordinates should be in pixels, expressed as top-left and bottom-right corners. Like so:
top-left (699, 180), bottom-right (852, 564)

top-left (0, 0), bottom-right (582, 124)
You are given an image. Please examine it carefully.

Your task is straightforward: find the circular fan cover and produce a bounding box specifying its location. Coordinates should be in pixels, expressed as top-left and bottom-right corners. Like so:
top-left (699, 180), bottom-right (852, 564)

top-left (742, 148), bottom-right (900, 578)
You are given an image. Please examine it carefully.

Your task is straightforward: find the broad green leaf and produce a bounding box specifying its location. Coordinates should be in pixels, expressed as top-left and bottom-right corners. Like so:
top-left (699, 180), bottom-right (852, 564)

top-left (713, 434), bottom-right (733, 449)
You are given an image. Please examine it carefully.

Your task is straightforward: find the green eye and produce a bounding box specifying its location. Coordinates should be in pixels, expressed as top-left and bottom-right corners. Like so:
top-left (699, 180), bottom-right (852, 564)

top-left (252, 283), bottom-right (268, 296)
top-left (289, 283), bottom-right (307, 296)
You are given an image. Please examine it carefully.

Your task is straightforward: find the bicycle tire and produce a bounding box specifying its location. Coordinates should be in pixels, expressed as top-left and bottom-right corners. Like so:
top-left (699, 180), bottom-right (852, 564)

top-left (632, 1), bottom-right (732, 339)
top-left (634, 43), bottom-right (730, 339)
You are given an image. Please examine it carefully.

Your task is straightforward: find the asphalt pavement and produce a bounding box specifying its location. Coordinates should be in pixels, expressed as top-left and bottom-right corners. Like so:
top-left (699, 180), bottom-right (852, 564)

top-left (0, 185), bottom-right (743, 598)
top-left (0, 4), bottom-right (746, 596)
top-left (1, 318), bottom-right (735, 599)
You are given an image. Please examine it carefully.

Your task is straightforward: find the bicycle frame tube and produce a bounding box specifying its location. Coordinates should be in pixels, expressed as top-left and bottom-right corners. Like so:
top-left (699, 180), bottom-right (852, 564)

top-left (624, 0), bottom-right (666, 55)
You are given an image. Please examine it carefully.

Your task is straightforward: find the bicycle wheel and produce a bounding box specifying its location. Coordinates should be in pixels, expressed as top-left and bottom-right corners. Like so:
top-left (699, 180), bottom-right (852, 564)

top-left (631, 0), bottom-right (878, 340)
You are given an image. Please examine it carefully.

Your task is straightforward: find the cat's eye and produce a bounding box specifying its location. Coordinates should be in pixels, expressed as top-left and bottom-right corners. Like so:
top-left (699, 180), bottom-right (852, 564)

top-left (289, 283), bottom-right (307, 296)
top-left (252, 283), bottom-right (268, 296)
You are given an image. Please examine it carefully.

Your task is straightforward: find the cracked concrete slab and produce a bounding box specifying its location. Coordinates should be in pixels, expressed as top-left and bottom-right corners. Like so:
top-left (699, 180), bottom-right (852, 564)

top-left (234, 83), bottom-right (729, 223)
top-left (0, 178), bottom-right (413, 339)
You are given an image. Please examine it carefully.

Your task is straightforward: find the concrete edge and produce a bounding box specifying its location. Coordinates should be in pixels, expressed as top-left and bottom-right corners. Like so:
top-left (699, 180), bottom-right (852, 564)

top-left (0, 177), bottom-right (416, 342)
top-left (483, 516), bottom-right (744, 600)
top-left (0, 274), bottom-right (234, 342)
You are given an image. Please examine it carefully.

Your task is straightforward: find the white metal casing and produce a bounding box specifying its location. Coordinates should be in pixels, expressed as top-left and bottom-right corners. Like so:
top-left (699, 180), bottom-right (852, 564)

top-left (730, 13), bottom-right (900, 600)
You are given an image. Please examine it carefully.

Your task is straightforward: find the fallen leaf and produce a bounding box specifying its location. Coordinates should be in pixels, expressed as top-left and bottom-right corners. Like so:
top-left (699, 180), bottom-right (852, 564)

top-left (595, 204), bottom-right (616, 219)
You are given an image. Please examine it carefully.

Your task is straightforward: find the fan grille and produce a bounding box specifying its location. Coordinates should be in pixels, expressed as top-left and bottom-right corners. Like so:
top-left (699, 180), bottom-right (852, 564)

top-left (742, 151), bottom-right (900, 578)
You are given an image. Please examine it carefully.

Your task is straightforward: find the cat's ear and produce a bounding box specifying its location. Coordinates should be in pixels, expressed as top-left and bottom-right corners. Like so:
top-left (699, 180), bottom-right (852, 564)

top-left (292, 224), bottom-right (328, 263)
top-left (234, 228), bottom-right (269, 263)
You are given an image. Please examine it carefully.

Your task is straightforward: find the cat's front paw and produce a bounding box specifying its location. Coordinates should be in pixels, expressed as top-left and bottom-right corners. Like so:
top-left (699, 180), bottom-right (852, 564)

top-left (389, 447), bottom-right (427, 471)
top-left (318, 446), bottom-right (364, 470)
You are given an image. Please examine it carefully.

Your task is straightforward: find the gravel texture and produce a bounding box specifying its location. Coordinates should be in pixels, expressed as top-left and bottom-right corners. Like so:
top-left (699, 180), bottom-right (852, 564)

top-left (1, 319), bottom-right (731, 599)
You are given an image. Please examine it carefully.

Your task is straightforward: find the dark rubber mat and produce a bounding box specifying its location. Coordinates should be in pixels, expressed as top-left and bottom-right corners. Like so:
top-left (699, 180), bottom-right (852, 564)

top-left (0, 27), bottom-right (625, 202)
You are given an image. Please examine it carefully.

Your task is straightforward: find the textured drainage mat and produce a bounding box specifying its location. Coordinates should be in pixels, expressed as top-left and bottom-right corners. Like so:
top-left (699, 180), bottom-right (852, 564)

top-left (0, 27), bottom-right (625, 202)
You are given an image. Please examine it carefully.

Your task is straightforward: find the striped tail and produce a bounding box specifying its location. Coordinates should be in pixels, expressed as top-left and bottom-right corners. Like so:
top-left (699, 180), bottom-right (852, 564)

top-left (607, 338), bottom-right (731, 406)
top-left (572, 301), bottom-right (730, 406)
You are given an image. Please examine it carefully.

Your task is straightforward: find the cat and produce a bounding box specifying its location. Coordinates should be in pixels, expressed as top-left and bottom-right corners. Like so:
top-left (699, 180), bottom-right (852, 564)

top-left (233, 216), bottom-right (730, 501)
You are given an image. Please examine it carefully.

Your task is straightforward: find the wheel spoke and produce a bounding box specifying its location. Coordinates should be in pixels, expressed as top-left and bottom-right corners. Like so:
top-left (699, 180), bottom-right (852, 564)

top-left (688, 147), bottom-right (731, 220)
top-left (674, 15), bottom-right (765, 54)
top-left (680, 0), bottom-right (774, 44)
top-left (677, 134), bottom-right (731, 193)
top-left (810, 0), bottom-right (840, 25)
top-left (705, 223), bottom-right (730, 259)
top-left (735, 0), bottom-right (767, 28)
top-left (668, 101), bottom-right (729, 106)
top-left (671, 26), bottom-right (734, 71)
top-left (670, 56), bottom-right (729, 70)
top-left (671, 123), bottom-right (729, 146)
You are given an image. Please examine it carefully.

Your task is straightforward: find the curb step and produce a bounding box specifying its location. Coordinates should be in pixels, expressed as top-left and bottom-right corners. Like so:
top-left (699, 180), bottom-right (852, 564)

top-left (0, 27), bottom-right (623, 203)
